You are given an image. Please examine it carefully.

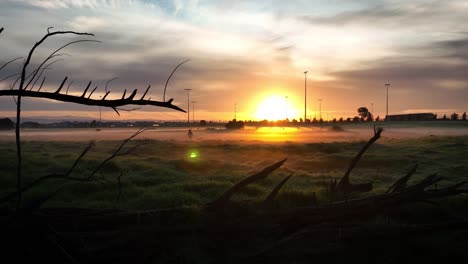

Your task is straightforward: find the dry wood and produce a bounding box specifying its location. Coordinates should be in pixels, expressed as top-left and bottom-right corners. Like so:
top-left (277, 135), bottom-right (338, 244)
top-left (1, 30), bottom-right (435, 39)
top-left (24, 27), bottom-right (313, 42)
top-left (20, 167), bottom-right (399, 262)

top-left (207, 159), bottom-right (287, 209)
top-left (263, 173), bottom-right (293, 205)
top-left (333, 126), bottom-right (382, 194)
top-left (386, 164), bottom-right (418, 193)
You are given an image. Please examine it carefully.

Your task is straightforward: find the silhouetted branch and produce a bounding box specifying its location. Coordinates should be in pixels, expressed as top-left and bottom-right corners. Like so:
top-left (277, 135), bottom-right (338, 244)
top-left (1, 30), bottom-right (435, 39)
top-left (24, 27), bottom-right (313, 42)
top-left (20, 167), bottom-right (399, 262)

top-left (0, 73), bottom-right (20, 85)
top-left (105, 77), bottom-right (118, 93)
top-left (0, 57), bottom-right (22, 72)
top-left (14, 29), bottom-right (95, 209)
top-left (0, 128), bottom-right (150, 205)
top-left (86, 127), bottom-right (151, 180)
top-left (264, 173), bottom-right (293, 205)
top-left (334, 126), bottom-right (382, 194)
top-left (0, 89), bottom-right (186, 112)
top-left (24, 39), bottom-right (99, 90)
top-left (163, 59), bottom-right (190, 102)
top-left (386, 164), bottom-right (418, 193)
top-left (207, 159), bottom-right (287, 209)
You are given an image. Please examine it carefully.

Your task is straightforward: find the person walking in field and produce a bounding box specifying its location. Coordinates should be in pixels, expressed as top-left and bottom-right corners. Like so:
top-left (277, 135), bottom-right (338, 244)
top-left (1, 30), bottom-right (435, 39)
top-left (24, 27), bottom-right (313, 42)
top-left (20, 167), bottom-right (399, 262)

top-left (188, 128), bottom-right (193, 139)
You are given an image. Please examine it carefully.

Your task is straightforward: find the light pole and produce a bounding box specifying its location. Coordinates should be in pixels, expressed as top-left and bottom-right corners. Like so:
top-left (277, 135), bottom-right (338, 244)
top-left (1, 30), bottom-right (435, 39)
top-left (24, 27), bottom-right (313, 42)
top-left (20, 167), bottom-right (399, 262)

top-left (304, 71), bottom-right (308, 122)
top-left (234, 103), bottom-right (237, 120)
top-left (285, 96), bottom-right (288, 120)
top-left (318, 99), bottom-right (322, 120)
top-left (184, 88), bottom-right (192, 124)
top-left (192, 101), bottom-right (196, 123)
top-left (385, 83), bottom-right (390, 120)
top-left (371, 102), bottom-right (374, 115)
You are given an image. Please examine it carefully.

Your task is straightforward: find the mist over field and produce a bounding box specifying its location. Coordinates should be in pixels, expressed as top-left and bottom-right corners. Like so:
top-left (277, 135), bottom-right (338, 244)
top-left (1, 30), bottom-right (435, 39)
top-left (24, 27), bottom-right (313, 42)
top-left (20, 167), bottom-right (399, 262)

top-left (1, 122), bottom-right (467, 143)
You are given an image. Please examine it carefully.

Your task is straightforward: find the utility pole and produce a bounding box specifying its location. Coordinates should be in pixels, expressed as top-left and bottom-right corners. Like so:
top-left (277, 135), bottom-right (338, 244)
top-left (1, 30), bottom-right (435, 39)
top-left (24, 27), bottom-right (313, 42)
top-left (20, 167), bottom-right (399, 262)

top-left (385, 83), bottom-right (390, 120)
top-left (318, 99), bottom-right (322, 120)
top-left (192, 101), bottom-right (196, 123)
top-left (234, 103), bottom-right (237, 120)
top-left (304, 71), bottom-right (308, 122)
top-left (184, 88), bottom-right (192, 124)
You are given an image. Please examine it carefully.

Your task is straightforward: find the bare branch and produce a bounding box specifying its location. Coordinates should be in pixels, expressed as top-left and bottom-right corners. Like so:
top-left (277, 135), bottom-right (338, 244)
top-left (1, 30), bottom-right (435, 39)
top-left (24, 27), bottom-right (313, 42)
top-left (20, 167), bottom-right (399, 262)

top-left (54, 76), bottom-right (68, 93)
top-left (105, 77), bottom-right (118, 93)
top-left (335, 126), bottom-right (383, 194)
top-left (30, 58), bottom-right (64, 90)
top-left (0, 89), bottom-right (186, 112)
top-left (140, 85), bottom-right (150, 100)
top-left (24, 39), bottom-right (100, 90)
top-left (264, 173), bottom-right (293, 205)
top-left (87, 127), bottom-right (152, 180)
top-left (38, 77), bottom-right (46, 92)
top-left (208, 159), bottom-right (287, 209)
top-left (386, 164), bottom-right (418, 193)
top-left (87, 85), bottom-right (98, 99)
top-left (0, 57), bottom-right (22, 72)
top-left (163, 59), bottom-right (190, 102)
top-left (81, 80), bottom-right (91, 97)
top-left (0, 73), bottom-right (20, 85)
top-left (15, 30), bottom-right (95, 209)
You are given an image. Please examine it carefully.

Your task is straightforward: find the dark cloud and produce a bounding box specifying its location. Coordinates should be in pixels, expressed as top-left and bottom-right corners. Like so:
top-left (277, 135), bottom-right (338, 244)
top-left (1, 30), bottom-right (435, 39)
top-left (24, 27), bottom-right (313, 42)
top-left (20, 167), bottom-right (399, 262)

top-left (299, 1), bottom-right (464, 30)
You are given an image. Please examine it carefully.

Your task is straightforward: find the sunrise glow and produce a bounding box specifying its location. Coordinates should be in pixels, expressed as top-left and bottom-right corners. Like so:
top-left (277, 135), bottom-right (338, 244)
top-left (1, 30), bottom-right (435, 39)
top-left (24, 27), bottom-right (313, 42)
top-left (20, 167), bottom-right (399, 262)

top-left (254, 95), bottom-right (298, 121)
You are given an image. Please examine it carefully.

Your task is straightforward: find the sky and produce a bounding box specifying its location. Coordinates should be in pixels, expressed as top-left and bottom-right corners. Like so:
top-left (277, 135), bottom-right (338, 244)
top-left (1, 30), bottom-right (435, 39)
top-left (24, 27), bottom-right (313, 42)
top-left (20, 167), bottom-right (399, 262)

top-left (0, 0), bottom-right (467, 121)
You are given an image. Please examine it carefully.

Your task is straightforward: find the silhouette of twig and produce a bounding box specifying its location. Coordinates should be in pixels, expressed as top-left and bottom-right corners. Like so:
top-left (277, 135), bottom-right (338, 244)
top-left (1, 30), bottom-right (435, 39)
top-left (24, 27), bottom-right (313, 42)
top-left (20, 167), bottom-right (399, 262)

top-left (0, 128), bottom-right (151, 205)
top-left (163, 59), bottom-right (190, 102)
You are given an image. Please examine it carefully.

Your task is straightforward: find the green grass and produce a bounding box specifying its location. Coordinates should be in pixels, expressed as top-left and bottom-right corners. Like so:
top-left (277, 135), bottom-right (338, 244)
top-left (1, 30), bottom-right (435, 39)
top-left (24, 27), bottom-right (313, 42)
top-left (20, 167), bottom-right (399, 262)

top-left (0, 135), bottom-right (467, 210)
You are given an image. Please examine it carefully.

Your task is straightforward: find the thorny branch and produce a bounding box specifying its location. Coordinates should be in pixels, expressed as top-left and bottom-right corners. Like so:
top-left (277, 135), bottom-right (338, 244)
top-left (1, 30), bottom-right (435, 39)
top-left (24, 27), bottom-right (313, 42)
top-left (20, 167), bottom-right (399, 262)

top-left (0, 128), bottom-right (152, 205)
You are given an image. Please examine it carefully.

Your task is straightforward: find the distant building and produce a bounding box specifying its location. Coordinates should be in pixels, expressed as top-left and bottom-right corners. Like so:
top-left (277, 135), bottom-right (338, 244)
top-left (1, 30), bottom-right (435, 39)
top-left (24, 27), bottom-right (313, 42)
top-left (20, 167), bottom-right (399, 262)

top-left (386, 113), bottom-right (436, 121)
top-left (0, 118), bottom-right (14, 130)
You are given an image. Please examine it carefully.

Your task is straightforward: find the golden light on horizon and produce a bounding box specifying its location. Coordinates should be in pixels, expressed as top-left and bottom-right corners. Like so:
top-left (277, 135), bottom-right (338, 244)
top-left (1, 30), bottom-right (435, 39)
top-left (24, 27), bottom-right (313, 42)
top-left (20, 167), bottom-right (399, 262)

top-left (254, 95), bottom-right (298, 121)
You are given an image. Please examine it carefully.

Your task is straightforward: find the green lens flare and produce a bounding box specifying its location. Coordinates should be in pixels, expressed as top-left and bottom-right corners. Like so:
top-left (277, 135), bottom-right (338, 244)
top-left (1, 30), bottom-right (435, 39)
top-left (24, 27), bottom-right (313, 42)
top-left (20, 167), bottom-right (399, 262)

top-left (190, 152), bottom-right (198, 158)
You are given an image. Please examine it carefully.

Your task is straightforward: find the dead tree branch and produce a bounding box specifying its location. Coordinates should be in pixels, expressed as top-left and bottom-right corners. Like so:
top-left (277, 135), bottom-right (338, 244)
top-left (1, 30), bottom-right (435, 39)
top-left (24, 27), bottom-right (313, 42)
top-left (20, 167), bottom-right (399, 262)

top-left (386, 164), bottom-right (418, 193)
top-left (14, 29), bottom-right (94, 209)
top-left (163, 59), bottom-right (190, 102)
top-left (263, 173), bottom-right (293, 205)
top-left (0, 89), bottom-right (186, 112)
top-left (0, 128), bottom-right (150, 205)
top-left (207, 159), bottom-right (287, 209)
top-left (333, 126), bottom-right (383, 194)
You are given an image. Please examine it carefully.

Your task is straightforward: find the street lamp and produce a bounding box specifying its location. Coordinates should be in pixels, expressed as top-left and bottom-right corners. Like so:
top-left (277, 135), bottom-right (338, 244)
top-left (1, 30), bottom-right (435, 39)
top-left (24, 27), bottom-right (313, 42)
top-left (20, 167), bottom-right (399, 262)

top-left (192, 101), bottom-right (196, 123)
top-left (234, 103), bottom-right (237, 120)
top-left (318, 99), bottom-right (322, 120)
top-left (385, 83), bottom-right (390, 120)
top-left (304, 71), bottom-right (308, 122)
top-left (184, 88), bottom-right (192, 124)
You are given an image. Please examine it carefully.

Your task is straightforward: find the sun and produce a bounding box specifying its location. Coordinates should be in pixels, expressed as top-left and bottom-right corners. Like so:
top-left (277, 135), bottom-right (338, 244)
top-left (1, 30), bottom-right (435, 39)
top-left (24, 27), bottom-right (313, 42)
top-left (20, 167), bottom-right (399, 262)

top-left (255, 96), bottom-right (296, 121)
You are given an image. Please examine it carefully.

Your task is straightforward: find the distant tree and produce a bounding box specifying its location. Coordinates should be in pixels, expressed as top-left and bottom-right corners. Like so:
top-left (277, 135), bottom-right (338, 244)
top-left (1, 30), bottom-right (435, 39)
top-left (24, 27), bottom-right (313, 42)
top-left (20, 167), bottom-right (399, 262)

top-left (199, 120), bottom-right (207, 126)
top-left (434, 114), bottom-right (437, 120)
top-left (346, 117), bottom-right (351, 122)
top-left (375, 116), bottom-right (380, 122)
top-left (462, 112), bottom-right (467, 121)
top-left (90, 120), bottom-right (97, 128)
top-left (357, 107), bottom-right (369, 120)
top-left (442, 114), bottom-right (448, 120)
top-left (299, 118), bottom-right (303, 123)
top-left (366, 112), bottom-right (373, 122)
top-left (0, 118), bottom-right (14, 130)
top-left (451, 113), bottom-right (459, 120)
top-left (332, 118), bottom-right (337, 123)
top-left (339, 117), bottom-right (344, 122)
top-left (353, 116), bottom-right (360, 122)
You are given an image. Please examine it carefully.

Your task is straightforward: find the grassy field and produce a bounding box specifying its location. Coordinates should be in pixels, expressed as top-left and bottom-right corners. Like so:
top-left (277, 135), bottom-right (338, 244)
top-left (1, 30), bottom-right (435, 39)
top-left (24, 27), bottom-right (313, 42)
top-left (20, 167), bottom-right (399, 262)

top-left (1, 132), bottom-right (467, 211)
